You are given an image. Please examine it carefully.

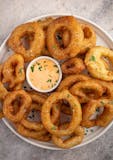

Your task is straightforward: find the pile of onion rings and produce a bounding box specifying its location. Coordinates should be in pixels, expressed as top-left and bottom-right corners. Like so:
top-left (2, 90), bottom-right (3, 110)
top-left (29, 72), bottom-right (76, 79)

top-left (0, 15), bottom-right (113, 149)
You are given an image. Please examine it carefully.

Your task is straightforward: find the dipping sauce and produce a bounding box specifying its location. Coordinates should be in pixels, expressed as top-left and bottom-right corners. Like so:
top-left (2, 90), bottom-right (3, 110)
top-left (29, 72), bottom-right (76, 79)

top-left (29, 58), bottom-right (60, 91)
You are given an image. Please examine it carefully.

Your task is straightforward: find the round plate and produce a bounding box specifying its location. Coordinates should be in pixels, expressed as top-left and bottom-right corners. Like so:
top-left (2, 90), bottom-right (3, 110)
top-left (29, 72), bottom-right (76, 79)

top-left (1, 13), bottom-right (113, 150)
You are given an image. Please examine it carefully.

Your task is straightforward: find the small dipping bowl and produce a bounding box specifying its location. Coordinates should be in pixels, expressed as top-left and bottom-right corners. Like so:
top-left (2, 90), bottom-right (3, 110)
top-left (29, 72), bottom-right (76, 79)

top-left (26, 56), bottom-right (62, 93)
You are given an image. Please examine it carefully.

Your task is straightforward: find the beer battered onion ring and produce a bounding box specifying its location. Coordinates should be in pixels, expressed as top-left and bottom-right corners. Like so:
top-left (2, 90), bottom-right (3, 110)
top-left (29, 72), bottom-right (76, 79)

top-left (95, 80), bottom-right (113, 99)
top-left (7, 22), bottom-right (45, 62)
top-left (52, 123), bottom-right (84, 149)
top-left (41, 90), bottom-right (82, 136)
top-left (57, 74), bottom-right (90, 91)
top-left (46, 16), bottom-right (83, 60)
top-left (85, 46), bottom-right (113, 81)
top-left (16, 123), bottom-right (51, 141)
top-left (62, 23), bottom-right (96, 54)
top-left (79, 24), bottom-right (96, 54)
top-left (70, 80), bottom-right (105, 103)
top-left (2, 54), bottom-right (25, 89)
top-left (81, 99), bottom-right (113, 127)
top-left (21, 91), bottom-right (60, 131)
top-left (3, 90), bottom-right (32, 122)
top-left (61, 57), bottom-right (85, 75)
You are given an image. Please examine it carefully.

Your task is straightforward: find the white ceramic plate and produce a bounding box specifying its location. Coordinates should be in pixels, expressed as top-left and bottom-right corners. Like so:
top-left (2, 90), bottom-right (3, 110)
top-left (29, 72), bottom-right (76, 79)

top-left (1, 13), bottom-right (113, 150)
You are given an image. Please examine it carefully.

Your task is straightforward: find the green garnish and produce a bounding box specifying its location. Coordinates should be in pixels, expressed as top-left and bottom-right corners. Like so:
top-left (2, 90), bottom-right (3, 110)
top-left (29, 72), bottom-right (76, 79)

top-left (30, 65), bottom-right (34, 72)
top-left (18, 68), bottom-right (23, 74)
top-left (38, 66), bottom-right (42, 71)
top-left (89, 55), bottom-right (96, 61)
top-left (52, 45), bottom-right (57, 49)
top-left (51, 126), bottom-right (56, 130)
top-left (47, 79), bottom-right (52, 83)
top-left (67, 94), bottom-right (70, 98)
top-left (100, 101), bottom-right (104, 105)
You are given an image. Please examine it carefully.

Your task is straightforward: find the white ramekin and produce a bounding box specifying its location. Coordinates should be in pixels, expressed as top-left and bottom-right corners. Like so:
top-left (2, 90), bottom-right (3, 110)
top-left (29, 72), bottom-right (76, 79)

top-left (26, 56), bottom-right (62, 93)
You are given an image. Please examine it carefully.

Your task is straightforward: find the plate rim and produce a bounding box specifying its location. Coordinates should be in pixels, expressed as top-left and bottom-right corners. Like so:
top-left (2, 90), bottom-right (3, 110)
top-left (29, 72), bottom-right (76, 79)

top-left (1, 13), bottom-right (113, 150)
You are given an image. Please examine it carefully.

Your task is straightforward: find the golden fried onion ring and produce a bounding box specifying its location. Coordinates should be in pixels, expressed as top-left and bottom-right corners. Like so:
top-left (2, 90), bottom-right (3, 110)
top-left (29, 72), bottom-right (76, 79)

top-left (79, 24), bottom-right (96, 54)
top-left (16, 123), bottom-right (51, 141)
top-left (41, 90), bottom-right (82, 136)
top-left (57, 74), bottom-right (90, 91)
top-left (2, 54), bottom-right (25, 89)
top-left (81, 99), bottom-right (113, 127)
top-left (47, 16), bottom-right (83, 60)
top-left (61, 57), bottom-right (85, 75)
top-left (70, 80), bottom-right (105, 103)
top-left (52, 124), bottom-right (84, 149)
top-left (85, 46), bottom-right (113, 81)
top-left (7, 22), bottom-right (45, 62)
top-left (3, 90), bottom-right (32, 122)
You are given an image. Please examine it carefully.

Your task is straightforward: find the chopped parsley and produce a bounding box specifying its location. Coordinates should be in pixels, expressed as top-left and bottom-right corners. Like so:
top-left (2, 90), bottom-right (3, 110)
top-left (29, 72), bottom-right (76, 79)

top-left (51, 126), bottom-right (56, 130)
top-left (52, 45), bottom-right (57, 49)
top-left (38, 66), bottom-right (42, 71)
top-left (18, 68), bottom-right (23, 74)
top-left (30, 65), bottom-right (34, 72)
top-left (89, 55), bottom-right (96, 61)
top-left (100, 101), bottom-right (104, 106)
top-left (47, 79), bottom-right (52, 83)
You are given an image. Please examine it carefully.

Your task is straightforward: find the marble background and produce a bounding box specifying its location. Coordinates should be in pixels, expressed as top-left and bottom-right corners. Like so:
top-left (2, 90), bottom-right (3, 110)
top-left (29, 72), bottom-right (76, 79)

top-left (0, 0), bottom-right (113, 159)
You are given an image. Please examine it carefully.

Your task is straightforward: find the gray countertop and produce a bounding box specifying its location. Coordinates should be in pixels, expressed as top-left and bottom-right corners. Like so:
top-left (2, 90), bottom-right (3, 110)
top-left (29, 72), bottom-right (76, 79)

top-left (0, 0), bottom-right (113, 159)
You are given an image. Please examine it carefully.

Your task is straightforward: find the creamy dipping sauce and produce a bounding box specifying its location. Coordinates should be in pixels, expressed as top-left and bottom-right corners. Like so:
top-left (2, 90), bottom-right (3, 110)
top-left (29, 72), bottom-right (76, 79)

top-left (29, 58), bottom-right (60, 91)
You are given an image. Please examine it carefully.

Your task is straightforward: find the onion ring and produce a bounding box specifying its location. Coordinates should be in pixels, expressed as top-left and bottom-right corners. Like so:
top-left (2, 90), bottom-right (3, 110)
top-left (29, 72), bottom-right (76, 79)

top-left (85, 46), bottom-right (113, 81)
top-left (57, 74), bottom-right (90, 91)
top-left (16, 123), bottom-right (51, 141)
top-left (81, 99), bottom-right (113, 127)
top-left (7, 22), bottom-right (45, 62)
top-left (70, 80), bottom-right (105, 103)
top-left (52, 124), bottom-right (84, 149)
top-left (79, 24), bottom-right (96, 54)
top-left (3, 90), bottom-right (32, 122)
top-left (21, 91), bottom-right (60, 132)
top-left (46, 16), bottom-right (83, 60)
top-left (41, 90), bottom-right (82, 136)
top-left (2, 54), bottom-right (25, 89)
top-left (61, 57), bottom-right (85, 75)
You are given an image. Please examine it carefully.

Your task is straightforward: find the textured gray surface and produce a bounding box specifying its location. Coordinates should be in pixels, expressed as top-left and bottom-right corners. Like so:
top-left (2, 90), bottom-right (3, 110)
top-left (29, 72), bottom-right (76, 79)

top-left (0, 0), bottom-right (113, 159)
